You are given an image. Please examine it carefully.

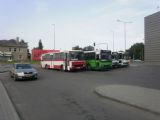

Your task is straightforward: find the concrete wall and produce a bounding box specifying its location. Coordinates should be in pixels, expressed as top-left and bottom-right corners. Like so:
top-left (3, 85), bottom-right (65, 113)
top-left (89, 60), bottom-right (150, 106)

top-left (145, 11), bottom-right (160, 63)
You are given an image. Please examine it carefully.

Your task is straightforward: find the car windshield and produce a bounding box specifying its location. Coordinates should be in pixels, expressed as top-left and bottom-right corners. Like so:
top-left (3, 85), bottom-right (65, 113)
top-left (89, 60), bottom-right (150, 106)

top-left (16, 64), bottom-right (32, 69)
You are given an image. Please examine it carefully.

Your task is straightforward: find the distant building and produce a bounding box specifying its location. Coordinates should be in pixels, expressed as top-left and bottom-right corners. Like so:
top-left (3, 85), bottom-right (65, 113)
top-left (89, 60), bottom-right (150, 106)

top-left (0, 38), bottom-right (28, 61)
top-left (32, 48), bottom-right (59, 61)
top-left (145, 11), bottom-right (160, 63)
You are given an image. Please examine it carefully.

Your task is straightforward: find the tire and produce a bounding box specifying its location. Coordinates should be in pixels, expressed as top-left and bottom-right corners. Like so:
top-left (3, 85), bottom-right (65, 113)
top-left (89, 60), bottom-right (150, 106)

top-left (13, 75), bottom-right (17, 81)
top-left (45, 64), bottom-right (49, 69)
top-left (86, 65), bottom-right (91, 71)
top-left (10, 72), bottom-right (13, 78)
top-left (60, 65), bottom-right (65, 72)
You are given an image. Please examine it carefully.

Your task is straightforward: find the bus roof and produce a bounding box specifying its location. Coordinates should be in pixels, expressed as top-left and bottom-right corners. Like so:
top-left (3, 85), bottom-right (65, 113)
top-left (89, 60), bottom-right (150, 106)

top-left (63, 50), bottom-right (83, 52)
top-left (84, 50), bottom-right (111, 53)
top-left (41, 50), bottom-right (83, 56)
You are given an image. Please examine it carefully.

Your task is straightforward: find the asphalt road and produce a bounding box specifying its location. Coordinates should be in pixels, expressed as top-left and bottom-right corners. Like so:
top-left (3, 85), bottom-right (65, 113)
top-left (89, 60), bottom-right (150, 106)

top-left (0, 63), bottom-right (160, 120)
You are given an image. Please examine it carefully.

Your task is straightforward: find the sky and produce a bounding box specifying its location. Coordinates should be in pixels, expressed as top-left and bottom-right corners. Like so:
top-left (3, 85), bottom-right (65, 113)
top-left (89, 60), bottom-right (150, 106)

top-left (0, 0), bottom-right (159, 51)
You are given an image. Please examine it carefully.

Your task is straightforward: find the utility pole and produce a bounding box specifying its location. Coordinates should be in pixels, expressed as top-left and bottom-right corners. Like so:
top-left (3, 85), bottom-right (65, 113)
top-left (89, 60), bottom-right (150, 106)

top-left (157, 0), bottom-right (160, 11)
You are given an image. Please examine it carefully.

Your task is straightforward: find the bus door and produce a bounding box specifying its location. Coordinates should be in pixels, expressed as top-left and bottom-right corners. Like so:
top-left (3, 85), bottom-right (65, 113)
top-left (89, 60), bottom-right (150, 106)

top-left (64, 53), bottom-right (68, 70)
top-left (51, 54), bottom-right (54, 68)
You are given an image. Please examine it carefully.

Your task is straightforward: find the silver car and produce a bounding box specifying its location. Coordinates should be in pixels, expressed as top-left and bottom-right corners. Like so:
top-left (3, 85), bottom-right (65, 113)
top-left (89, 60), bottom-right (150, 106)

top-left (10, 63), bottom-right (38, 81)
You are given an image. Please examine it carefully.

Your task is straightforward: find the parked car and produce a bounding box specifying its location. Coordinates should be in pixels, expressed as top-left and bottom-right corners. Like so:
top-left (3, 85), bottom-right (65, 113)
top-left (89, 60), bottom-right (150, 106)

top-left (118, 59), bottom-right (130, 67)
top-left (133, 59), bottom-right (143, 63)
top-left (10, 63), bottom-right (38, 81)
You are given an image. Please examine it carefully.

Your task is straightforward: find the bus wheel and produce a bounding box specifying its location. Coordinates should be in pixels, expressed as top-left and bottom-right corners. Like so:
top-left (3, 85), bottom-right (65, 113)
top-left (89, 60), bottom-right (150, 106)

top-left (87, 65), bottom-right (91, 71)
top-left (60, 65), bottom-right (64, 71)
top-left (45, 64), bottom-right (49, 69)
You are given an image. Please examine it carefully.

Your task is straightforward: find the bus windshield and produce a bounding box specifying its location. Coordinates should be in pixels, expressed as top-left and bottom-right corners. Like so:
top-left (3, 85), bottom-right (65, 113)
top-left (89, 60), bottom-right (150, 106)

top-left (118, 53), bottom-right (124, 59)
top-left (118, 52), bottom-right (129, 60)
top-left (100, 50), bottom-right (111, 60)
top-left (69, 51), bottom-right (84, 60)
top-left (112, 52), bottom-right (119, 60)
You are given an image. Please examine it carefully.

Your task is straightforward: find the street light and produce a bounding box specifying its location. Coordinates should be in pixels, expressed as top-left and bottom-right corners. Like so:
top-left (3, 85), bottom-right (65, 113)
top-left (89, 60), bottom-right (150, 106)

top-left (111, 30), bottom-right (115, 52)
top-left (52, 24), bottom-right (55, 50)
top-left (117, 19), bottom-right (132, 52)
top-left (157, 0), bottom-right (160, 11)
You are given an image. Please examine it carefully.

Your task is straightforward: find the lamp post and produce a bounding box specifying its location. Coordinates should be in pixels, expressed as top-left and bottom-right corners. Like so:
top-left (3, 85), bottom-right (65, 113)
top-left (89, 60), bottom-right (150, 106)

top-left (157, 0), bottom-right (160, 11)
top-left (117, 19), bottom-right (132, 52)
top-left (111, 30), bottom-right (114, 52)
top-left (52, 24), bottom-right (55, 50)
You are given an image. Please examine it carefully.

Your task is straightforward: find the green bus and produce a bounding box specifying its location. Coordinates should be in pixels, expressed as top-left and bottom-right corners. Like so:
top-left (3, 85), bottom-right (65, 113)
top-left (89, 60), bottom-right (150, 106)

top-left (84, 50), bottom-right (112, 70)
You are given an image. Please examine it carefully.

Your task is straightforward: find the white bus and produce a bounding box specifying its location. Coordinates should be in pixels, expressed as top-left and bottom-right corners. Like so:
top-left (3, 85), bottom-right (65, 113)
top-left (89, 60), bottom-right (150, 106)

top-left (41, 50), bottom-right (86, 71)
top-left (117, 51), bottom-right (130, 67)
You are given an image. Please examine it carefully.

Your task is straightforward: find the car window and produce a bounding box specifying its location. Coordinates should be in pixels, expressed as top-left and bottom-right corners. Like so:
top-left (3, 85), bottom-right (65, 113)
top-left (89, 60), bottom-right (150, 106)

top-left (16, 64), bottom-right (32, 69)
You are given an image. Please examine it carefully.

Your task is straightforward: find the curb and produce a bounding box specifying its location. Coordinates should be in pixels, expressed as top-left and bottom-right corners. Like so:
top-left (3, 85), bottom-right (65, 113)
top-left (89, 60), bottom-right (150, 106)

top-left (0, 70), bottom-right (9, 73)
top-left (94, 87), bottom-right (160, 115)
top-left (0, 80), bottom-right (21, 120)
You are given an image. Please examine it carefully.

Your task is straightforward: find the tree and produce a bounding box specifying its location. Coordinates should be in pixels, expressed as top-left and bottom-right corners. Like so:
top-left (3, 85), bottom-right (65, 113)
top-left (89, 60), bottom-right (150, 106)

top-left (128, 43), bottom-right (144, 60)
top-left (38, 39), bottom-right (43, 50)
top-left (72, 45), bottom-right (82, 50)
top-left (83, 45), bottom-right (94, 51)
top-left (72, 45), bottom-right (95, 51)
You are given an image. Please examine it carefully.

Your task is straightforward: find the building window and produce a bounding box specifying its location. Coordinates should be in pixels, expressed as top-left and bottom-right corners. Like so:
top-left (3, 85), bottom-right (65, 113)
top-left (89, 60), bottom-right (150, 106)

top-left (19, 48), bottom-right (21, 52)
top-left (19, 55), bottom-right (22, 59)
top-left (14, 48), bottom-right (16, 52)
top-left (9, 48), bottom-right (11, 52)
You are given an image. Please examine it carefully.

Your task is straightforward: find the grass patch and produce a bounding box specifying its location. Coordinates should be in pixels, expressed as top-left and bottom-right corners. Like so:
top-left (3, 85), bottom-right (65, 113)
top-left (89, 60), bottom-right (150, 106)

top-left (30, 60), bottom-right (40, 65)
top-left (0, 60), bottom-right (41, 65)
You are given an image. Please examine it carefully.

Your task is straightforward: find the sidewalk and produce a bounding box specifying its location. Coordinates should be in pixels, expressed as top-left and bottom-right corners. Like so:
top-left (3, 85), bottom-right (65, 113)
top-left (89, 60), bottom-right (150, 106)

top-left (0, 65), bottom-right (10, 73)
top-left (95, 85), bottom-right (160, 115)
top-left (0, 79), bottom-right (20, 120)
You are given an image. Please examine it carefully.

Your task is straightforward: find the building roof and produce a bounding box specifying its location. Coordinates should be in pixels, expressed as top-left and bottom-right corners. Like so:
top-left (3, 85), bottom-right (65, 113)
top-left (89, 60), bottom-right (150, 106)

top-left (0, 39), bottom-right (28, 47)
top-left (145, 11), bottom-right (160, 18)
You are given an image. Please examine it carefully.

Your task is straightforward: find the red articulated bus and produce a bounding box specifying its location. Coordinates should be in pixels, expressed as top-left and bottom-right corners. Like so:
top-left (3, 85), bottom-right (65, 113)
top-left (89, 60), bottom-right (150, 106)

top-left (41, 50), bottom-right (86, 71)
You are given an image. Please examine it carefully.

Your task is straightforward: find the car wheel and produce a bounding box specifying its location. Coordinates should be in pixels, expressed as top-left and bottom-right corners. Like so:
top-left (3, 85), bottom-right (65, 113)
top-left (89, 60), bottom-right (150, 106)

top-left (13, 75), bottom-right (17, 81)
top-left (10, 72), bottom-right (13, 78)
top-left (60, 65), bottom-right (65, 71)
